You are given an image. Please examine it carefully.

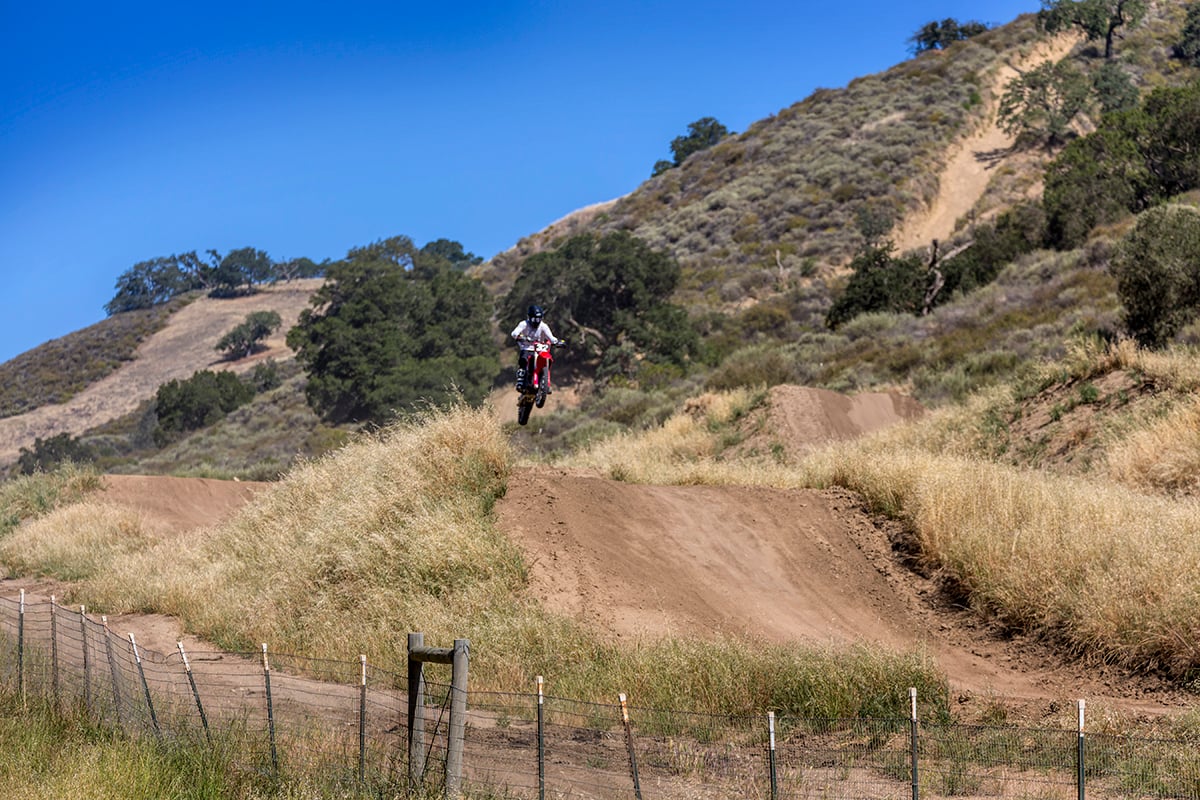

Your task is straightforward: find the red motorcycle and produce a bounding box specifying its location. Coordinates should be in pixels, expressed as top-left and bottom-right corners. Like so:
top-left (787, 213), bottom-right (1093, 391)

top-left (516, 340), bottom-right (564, 426)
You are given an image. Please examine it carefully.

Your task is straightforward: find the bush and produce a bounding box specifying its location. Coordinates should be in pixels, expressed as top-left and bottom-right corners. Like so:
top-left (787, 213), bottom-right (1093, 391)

top-left (16, 433), bottom-right (96, 475)
top-left (153, 370), bottom-right (255, 446)
top-left (1110, 204), bottom-right (1200, 347)
top-left (826, 247), bottom-right (928, 329)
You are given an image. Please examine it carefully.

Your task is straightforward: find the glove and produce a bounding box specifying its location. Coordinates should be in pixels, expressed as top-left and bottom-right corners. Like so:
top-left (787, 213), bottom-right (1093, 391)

top-left (557, 339), bottom-right (568, 347)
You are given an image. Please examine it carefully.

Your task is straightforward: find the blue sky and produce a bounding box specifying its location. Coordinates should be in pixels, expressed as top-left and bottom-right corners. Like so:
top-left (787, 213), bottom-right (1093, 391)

top-left (0, 1), bottom-right (1040, 364)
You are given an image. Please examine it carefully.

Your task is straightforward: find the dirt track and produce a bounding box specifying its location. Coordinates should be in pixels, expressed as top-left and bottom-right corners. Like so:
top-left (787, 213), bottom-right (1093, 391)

top-left (4, 385), bottom-right (1182, 720)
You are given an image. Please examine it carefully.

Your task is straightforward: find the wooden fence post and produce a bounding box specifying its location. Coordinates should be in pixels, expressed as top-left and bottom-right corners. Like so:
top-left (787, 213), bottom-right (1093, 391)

top-left (407, 632), bottom-right (427, 786)
top-left (446, 639), bottom-right (469, 799)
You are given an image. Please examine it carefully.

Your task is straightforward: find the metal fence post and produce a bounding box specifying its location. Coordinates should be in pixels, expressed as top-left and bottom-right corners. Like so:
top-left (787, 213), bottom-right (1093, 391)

top-left (79, 607), bottom-right (91, 715)
top-left (358, 654), bottom-right (367, 784)
top-left (537, 676), bottom-right (545, 800)
top-left (910, 687), bottom-right (919, 800)
top-left (768, 711), bottom-right (778, 800)
top-left (619, 693), bottom-right (644, 800)
top-left (177, 641), bottom-right (210, 742)
top-left (50, 595), bottom-right (59, 705)
top-left (1077, 699), bottom-right (1086, 800)
top-left (102, 616), bottom-right (124, 728)
top-left (17, 589), bottom-right (25, 700)
top-left (262, 644), bottom-right (278, 774)
top-left (129, 634), bottom-right (160, 738)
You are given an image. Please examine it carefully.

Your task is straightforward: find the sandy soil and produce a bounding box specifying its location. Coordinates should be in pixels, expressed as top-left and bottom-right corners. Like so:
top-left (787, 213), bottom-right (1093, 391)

top-left (0, 279), bottom-right (322, 466)
top-left (893, 34), bottom-right (1080, 254)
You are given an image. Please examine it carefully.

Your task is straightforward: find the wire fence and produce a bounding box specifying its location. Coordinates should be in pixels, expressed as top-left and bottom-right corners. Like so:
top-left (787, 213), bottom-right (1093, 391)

top-left (2, 592), bottom-right (1199, 799)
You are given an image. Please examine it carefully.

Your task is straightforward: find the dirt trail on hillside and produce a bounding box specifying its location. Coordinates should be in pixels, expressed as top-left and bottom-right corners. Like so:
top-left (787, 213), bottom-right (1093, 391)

top-left (893, 34), bottom-right (1080, 254)
top-left (0, 280), bottom-right (320, 467)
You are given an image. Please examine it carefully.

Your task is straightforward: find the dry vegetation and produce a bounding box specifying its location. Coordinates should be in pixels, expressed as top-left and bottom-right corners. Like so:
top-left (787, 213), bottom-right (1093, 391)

top-left (0, 300), bottom-right (182, 420)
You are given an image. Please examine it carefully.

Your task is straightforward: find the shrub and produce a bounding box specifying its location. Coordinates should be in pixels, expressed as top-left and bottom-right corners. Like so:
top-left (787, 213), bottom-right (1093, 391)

top-left (1110, 204), bottom-right (1200, 347)
top-left (16, 433), bottom-right (96, 475)
top-left (153, 370), bottom-right (255, 446)
top-left (826, 247), bottom-right (928, 328)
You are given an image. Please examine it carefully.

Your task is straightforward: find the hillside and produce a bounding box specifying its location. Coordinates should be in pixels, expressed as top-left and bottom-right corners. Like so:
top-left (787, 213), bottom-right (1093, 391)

top-left (480, 15), bottom-right (1059, 304)
top-left (0, 280), bottom-right (321, 470)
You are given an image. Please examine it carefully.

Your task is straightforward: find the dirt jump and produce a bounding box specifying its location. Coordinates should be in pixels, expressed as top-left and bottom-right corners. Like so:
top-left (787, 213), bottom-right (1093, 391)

top-left (2, 384), bottom-right (1183, 723)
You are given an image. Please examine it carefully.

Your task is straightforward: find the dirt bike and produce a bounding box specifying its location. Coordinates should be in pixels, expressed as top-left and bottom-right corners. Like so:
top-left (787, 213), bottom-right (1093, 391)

top-left (515, 340), bottom-right (565, 426)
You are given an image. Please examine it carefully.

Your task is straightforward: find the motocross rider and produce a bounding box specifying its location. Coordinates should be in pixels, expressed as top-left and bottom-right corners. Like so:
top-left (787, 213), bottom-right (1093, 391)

top-left (511, 304), bottom-right (565, 393)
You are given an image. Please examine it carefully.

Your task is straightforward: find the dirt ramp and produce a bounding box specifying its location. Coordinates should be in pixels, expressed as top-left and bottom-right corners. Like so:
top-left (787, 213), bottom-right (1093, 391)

top-left (101, 474), bottom-right (268, 536)
top-left (740, 385), bottom-right (924, 460)
top-left (498, 468), bottom-right (929, 649)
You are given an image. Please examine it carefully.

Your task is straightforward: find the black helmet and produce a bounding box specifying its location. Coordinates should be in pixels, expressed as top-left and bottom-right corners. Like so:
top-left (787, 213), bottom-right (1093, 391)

top-left (527, 304), bottom-right (544, 325)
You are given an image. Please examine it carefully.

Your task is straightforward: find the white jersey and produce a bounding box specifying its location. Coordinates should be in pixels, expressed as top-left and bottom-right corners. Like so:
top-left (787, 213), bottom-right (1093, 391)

top-left (511, 320), bottom-right (559, 351)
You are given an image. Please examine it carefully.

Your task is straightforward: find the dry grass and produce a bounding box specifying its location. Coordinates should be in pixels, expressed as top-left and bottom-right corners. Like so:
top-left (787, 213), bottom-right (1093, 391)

top-left (0, 502), bottom-right (151, 582)
top-left (1105, 397), bottom-right (1200, 493)
top-left (74, 402), bottom-right (517, 663)
top-left (0, 463), bottom-right (103, 538)
top-left (4, 401), bottom-right (940, 716)
top-left (815, 444), bottom-right (1200, 677)
top-left (554, 340), bottom-right (1200, 681)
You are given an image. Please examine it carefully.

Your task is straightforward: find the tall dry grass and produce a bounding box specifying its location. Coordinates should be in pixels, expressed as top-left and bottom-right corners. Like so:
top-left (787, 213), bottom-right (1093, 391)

top-left (4, 401), bottom-right (937, 716)
top-left (74, 402), bottom-right (517, 665)
top-left (0, 463), bottom-right (102, 540)
top-left (811, 444), bottom-right (1200, 677)
top-left (555, 339), bottom-right (1200, 680)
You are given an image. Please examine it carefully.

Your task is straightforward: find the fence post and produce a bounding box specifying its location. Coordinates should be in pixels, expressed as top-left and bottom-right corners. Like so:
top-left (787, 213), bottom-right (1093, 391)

top-left (50, 595), bottom-right (59, 706)
top-left (910, 687), bottom-right (919, 800)
top-left (445, 639), bottom-right (470, 799)
top-left (537, 675), bottom-right (545, 800)
top-left (102, 616), bottom-right (124, 728)
top-left (262, 644), bottom-right (278, 774)
top-left (80, 607), bottom-right (91, 715)
top-left (177, 642), bottom-right (210, 742)
top-left (17, 589), bottom-right (25, 700)
top-left (358, 654), bottom-right (367, 784)
top-left (768, 711), bottom-right (778, 800)
top-left (407, 632), bottom-right (427, 786)
top-left (619, 693), bottom-right (644, 800)
top-left (1077, 699), bottom-right (1085, 800)
top-left (129, 634), bottom-right (160, 738)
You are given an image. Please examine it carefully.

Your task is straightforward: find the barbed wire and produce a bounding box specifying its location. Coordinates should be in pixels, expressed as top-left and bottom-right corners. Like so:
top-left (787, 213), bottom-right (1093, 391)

top-left (2, 593), bottom-right (1197, 798)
